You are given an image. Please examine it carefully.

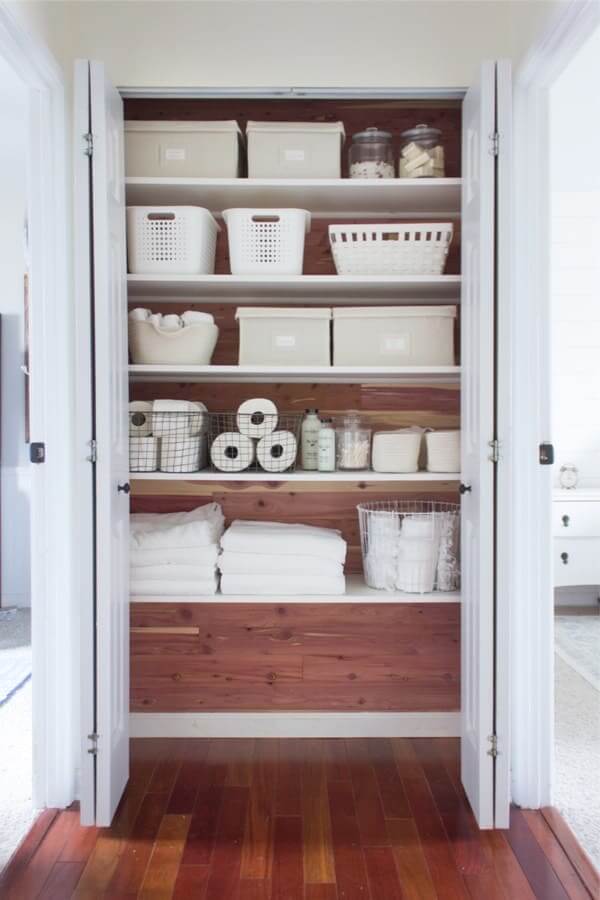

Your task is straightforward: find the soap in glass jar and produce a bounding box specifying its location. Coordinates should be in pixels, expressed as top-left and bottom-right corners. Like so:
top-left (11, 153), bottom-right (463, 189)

top-left (399, 124), bottom-right (445, 178)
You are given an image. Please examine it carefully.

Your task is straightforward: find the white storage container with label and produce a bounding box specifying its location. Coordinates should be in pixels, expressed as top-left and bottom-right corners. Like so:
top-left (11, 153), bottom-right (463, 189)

top-left (127, 206), bottom-right (220, 275)
top-left (236, 307), bottom-right (332, 366)
top-left (332, 306), bottom-right (456, 366)
top-left (124, 120), bottom-right (243, 178)
top-left (246, 121), bottom-right (345, 179)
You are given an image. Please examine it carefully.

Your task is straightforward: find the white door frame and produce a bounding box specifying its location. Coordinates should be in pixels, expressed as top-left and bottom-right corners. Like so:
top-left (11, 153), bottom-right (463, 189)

top-left (509, 0), bottom-right (600, 809)
top-left (0, 3), bottom-right (76, 810)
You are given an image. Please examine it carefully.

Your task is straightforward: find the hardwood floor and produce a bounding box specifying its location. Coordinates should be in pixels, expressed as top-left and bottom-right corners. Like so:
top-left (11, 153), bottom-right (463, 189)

top-left (1, 738), bottom-right (597, 899)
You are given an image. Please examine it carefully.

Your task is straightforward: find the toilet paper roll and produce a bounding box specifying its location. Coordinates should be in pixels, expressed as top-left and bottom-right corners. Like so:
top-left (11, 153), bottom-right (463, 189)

top-left (129, 401), bottom-right (153, 437)
top-left (189, 401), bottom-right (208, 437)
top-left (256, 430), bottom-right (298, 473)
top-left (129, 437), bottom-right (159, 472)
top-left (236, 398), bottom-right (278, 439)
top-left (152, 399), bottom-right (205, 438)
top-left (210, 432), bottom-right (255, 473)
top-left (159, 436), bottom-right (202, 473)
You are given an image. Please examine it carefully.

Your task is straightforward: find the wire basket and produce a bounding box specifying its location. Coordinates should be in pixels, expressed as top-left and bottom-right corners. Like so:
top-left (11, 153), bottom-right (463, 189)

top-left (129, 410), bottom-right (208, 474)
top-left (208, 412), bottom-right (302, 474)
top-left (357, 500), bottom-right (460, 594)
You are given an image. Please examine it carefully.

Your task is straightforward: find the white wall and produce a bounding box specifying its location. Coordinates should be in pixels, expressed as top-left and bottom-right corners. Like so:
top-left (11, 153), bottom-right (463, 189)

top-left (0, 54), bottom-right (31, 607)
top-left (15, 0), bottom-right (564, 90)
top-left (550, 27), bottom-right (600, 489)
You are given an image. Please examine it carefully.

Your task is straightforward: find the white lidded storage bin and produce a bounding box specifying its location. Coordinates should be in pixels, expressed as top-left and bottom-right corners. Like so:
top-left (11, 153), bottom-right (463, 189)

top-left (425, 430), bottom-right (461, 473)
top-left (223, 208), bottom-right (310, 275)
top-left (125, 120), bottom-right (243, 178)
top-left (329, 222), bottom-right (453, 276)
top-left (127, 206), bottom-right (220, 275)
top-left (236, 307), bottom-right (331, 366)
top-left (246, 121), bottom-right (345, 179)
top-left (333, 306), bottom-right (456, 366)
top-left (129, 319), bottom-right (219, 365)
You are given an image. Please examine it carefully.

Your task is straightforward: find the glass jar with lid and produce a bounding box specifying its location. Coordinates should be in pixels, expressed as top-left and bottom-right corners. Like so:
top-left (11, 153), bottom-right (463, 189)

top-left (399, 123), bottom-right (445, 178)
top-left (335, 411), bottom-right (372, 470)
top-left (349, 127), bottom-right (395, 179)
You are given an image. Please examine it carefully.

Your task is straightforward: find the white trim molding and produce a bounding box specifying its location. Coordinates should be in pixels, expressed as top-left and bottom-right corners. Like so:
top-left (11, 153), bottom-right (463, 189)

top-left (0, 3), bottom-right (76, 810)
top-left (510, 0), bottom-right (600, 810)
top-left (130, 712), bottom-right (460, 739)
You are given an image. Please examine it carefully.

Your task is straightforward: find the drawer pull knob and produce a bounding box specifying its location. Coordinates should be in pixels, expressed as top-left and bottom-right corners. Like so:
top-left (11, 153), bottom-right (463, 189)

top-left (562, 515), bottom-right (570, 527)
top-left (560, 552), bottom-right (569, 565)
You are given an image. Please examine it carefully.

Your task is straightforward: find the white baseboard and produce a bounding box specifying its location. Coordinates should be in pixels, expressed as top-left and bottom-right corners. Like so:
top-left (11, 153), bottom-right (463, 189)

top-left (130, 711), bottom-right (460, 739)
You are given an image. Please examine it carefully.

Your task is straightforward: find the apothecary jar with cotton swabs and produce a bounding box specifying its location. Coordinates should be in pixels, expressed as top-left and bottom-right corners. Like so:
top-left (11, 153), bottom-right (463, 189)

top-left (348, 126), bottom-right (395, 179)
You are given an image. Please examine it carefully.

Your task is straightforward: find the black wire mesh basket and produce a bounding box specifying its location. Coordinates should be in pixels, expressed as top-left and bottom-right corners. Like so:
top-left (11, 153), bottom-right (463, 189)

top-left (129, 409), bottom-right (208, 473)
top-left (207, 412), bottom-right (302, 474)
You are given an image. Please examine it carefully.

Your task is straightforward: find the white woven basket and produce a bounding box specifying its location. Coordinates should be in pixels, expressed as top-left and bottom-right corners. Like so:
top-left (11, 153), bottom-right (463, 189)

top-left (127, 206), bottom-right (220, 275)
top-left (223, 208), bottom-right (311, 275)
top-left (329, 222), bottom-right (453, 276)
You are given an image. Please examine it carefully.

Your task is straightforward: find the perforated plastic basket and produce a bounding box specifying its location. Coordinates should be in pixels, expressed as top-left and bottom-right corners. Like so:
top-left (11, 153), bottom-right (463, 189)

top-left (223, 208), bottom-right (311, 275)
top-left (126, 206), bottom-right (220, 274)
top-left (329, 222), bottom-right (453, 276)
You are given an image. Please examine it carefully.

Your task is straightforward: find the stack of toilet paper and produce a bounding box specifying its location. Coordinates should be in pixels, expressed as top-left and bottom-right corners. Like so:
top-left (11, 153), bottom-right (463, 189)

top-left (210, 398), bottom-right (297, 474)
top-left (130, 503), bottom-right (225, 597)
top-left (218, 520), bottom-right (347, 595)
top-left (129, 399), bottom-right (208, 473)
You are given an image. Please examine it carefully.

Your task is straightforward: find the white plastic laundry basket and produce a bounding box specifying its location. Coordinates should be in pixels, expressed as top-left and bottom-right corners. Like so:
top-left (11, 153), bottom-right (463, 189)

top-left (129, 319), bottom-right (219, 365)
top-left (127, 206), bottom-right (220, 275)
top-left (425, 430), bottom-right (461, 473)
top-left (223, 208), bottom-right (311, 275)
top-left (329, 222), bottom-right (453, 276)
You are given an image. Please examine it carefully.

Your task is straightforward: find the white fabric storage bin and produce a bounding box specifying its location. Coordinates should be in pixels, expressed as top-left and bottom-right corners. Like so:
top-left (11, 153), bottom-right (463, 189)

top-left (129, 437), bottom-right (159, 472)
top-left (127, 206), bottom-right (220, 275)
top-left (246, 121), bottom-right (345, 179)
top-left (372, 431), bottom-right (423, 473)
top-left (329, 222), bottom-right (453, 276)
top-left (425, 430), bottom-right (461, 473)
top-left (129, 319), bottom-right (219, 365)
top-left (124, 120), bottom-right (243, 178)
top-left (332, 306), bottom-right (456, 366)
top-left (223, 208), bottom-right (310, 275)
top-left (236, 307), bottom-right (331, 366)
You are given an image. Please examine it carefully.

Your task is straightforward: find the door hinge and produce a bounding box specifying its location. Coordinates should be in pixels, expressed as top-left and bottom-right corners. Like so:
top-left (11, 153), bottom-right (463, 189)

top-left (489, 439), bottom-right (500, 463)
top-left (490, 131), bottom-right (500, 156)
top-left (83, 132), bottom-right (94, 157)
top-left (87, 439), bottom-right (97, 464)
top-left (487, 734), bottom-right (499, 759)
top-left (87, 732), bottom-right (99, 755)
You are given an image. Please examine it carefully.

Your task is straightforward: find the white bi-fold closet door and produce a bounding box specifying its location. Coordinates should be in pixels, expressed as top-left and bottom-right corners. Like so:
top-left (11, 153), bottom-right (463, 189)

top-left (73, 59), bottom-right (512, 829)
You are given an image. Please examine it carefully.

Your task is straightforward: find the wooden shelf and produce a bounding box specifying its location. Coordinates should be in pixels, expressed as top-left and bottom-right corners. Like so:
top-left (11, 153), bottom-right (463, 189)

top-left (127, 273), bottom-right (461, 302)
top-left (130, 574), bottom-right (461, 605)
top-left (130, 470), bottom-right (460, 484)
top-left (125, 177), bottom-right (462, 219)
top-left (128, 364), bottom-right (461, 384)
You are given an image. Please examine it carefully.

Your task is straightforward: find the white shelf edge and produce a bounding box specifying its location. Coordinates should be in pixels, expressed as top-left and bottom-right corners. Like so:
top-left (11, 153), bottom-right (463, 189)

top-left (128, 364), bottom-right (462, 384)
top-left (130, 470), bottom-right (460, 483)
top-left (130, 575), bottom-right (460, 605)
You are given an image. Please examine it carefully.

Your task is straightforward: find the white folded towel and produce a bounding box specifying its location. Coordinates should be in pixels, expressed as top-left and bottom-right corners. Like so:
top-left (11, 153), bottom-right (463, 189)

top-left (131, 574), bottom-right (219, 597)
top-left (130, 564), bottom-right (217, 582)
top-left (218, 551), bottom-right (343, 577)
top-left (220, 573), bottom-right (346, 596)
top-left (131, 546), bottom-right (220, 568)
top-left (130, 503), bottom-right (224, 550)
top-left (221, 520), bottom-right (347, 563)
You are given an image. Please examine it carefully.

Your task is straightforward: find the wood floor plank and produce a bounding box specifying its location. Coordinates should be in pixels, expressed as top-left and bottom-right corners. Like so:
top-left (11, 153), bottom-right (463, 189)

top-left (403, 776), bottom-right (469, 899)
top-left (172, 863), bottom-right (210, 899)
top-left (107, 791), bottom-right (170, 896)
top-left (304, 886), bottom-right (338, 899)
top-left (302, 740), bottom-right (336, 885)
top-left (241, 739), bottom-right (279, 880)
top-left (0, 809), bottom-right (59, 897)
top-left (71, 831), bottom-right (124, 900)
top-left (391, 738), bottom-right (424, 781)
top-left (204, 785), bottom-right (250, 900)
top-left (364, 846), bottom-right (404, 900)
top-left (541, 806), bottom-right (600, 899)
top-left (368, 738), bottom-right (411, 819)
top-left (327, 780), bottom-right (371, 900)
top-left (522, 810), bottom-right (593, 900)
top-left (138, 813), bottom-right (191, 900)
top-left (462, 866), bottom-right (507, 900)
top-left (182, 784), bottom-right (225, 866)
top-left (272, 816), bottom-right (303, 900)
top-left (276, 740), bottom-right (303, 817)
top-left (323, 739), bottom-right (351, 782)
top-left (58, 821), bottom-right (100, 864)
top-left (480, 830), bottom-right (537, 900)
top-left (5, 810), bottom-right (77, 900)
top-left (168, 740), bottom-right (211, 814)
top-left (505, 808), bottom-right (572, 900)
top-left (35, 861), bottom-right (86, 900)
top-left (346, 739), bottom-right (388, 848)
top-left (387, 817), bottom-right (437, 900)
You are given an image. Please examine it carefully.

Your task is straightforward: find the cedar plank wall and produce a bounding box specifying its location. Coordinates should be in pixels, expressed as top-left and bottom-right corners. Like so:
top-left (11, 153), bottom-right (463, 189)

top-left (127, 97), bottom-right (461, 715)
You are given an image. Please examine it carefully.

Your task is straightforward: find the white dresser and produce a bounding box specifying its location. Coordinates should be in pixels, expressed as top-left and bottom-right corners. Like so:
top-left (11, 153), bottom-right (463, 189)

top-left (553, 490), bottom-right (600, 588)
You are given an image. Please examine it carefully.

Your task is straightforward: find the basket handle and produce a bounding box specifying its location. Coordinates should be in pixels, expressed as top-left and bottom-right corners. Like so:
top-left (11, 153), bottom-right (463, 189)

top-left (147, 212), bottom-right (176, 221)
top-left (251, 215), bottom-right (280, 223)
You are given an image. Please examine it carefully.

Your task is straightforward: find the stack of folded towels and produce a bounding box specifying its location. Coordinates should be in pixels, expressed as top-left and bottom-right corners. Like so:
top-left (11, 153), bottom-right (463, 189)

top-left (218, 520), bottom-right (347, 595)
top-left (130, 503), bottom-right (224, 597)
